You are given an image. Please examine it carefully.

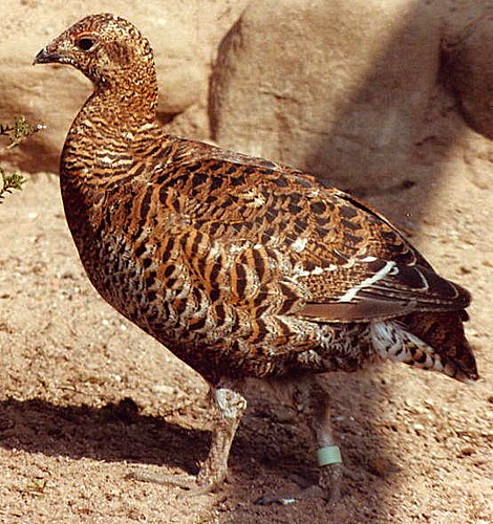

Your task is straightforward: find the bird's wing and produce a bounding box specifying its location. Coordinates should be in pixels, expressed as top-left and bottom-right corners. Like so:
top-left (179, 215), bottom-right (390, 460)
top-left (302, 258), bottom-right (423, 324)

top-left (296, 255), bottom-right (470, 323)
top-left (147, 140), bottom-right (470, 322)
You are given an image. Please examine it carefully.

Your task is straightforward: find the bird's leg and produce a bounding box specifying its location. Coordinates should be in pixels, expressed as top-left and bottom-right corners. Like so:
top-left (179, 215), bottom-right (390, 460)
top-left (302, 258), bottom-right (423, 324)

top-left (195, 386), bottom-right (247, 490)
top-left (256, 376), bottom-right (342, 505)
top-left (128, 383), bottom-right (246, 496)
top-left (304, 377), bottom-right (343, 503)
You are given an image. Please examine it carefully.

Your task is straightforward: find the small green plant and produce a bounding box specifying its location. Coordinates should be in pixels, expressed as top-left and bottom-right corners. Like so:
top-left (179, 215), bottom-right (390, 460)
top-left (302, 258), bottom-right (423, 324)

top-left (0, 116), bottom-right (44, 202)
top-left (0, 171), bottom-right (26, 202)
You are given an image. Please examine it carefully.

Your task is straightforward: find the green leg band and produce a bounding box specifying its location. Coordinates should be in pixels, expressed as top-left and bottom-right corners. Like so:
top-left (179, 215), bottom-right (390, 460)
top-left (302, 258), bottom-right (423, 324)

top-left (317, 445), bottom-right (342, 467)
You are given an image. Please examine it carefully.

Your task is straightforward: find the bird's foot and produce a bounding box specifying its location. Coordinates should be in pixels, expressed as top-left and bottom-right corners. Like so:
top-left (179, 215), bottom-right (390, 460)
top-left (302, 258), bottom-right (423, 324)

top-left (126, 470), bottom-right (221, 497)
top-left (255, 462), bottom-right (343, 505)
top-left (255, 481), bottom-right (341, 506)
top-left (255, 484), bottom-right (325, 506)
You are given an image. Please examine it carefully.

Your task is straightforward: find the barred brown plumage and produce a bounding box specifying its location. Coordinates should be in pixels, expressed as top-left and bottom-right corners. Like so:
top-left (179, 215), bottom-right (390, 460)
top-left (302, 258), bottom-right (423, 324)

top-left (34, 13), bottom-right (478, 502)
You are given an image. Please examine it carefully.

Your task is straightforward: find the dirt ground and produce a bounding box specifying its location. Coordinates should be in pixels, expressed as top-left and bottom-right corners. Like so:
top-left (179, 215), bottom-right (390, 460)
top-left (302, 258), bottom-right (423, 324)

top-left (1, 108), bottom-right (493, 522)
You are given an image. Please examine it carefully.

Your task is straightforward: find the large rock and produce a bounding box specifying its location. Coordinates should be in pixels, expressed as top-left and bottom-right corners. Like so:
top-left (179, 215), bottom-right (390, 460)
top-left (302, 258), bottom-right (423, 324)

top-left (443, 12), bottom-right (493, 141)
top-left (210, 0), bottom-right (442, 189)
top-left (0, 0), bottom-right (246, 173)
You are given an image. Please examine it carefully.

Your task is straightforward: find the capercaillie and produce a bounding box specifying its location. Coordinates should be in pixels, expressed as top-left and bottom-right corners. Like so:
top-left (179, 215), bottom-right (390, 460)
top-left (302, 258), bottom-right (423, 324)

top-left (34, 13), bottom-right (478, 502)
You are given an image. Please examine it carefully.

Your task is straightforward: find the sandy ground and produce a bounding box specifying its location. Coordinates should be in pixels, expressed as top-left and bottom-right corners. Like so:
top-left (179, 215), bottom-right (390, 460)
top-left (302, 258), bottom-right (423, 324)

top-left (1, 110), bottom-right (493, 522)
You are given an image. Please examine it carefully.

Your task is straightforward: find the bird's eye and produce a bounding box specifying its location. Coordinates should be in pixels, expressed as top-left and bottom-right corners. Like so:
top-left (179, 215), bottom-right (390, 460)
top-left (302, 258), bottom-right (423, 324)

top-left (76, 38), bottom-right (95, 51)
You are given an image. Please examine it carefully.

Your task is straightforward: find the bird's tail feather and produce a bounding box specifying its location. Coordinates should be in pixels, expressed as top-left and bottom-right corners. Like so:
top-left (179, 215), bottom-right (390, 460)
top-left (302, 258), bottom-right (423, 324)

top-left (400, 311), bottom-right (478, 383)
top-left (370, 311), bottom-right (478, 383)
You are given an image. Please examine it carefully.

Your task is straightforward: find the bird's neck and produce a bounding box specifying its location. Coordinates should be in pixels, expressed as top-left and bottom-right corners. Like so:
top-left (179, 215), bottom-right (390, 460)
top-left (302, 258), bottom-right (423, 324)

top-left (60, 76), bottom-right (160, 240)
top-left (76, 75), bottom-right (158, 130)
top-left (62, 72), bottom-right (160, 180)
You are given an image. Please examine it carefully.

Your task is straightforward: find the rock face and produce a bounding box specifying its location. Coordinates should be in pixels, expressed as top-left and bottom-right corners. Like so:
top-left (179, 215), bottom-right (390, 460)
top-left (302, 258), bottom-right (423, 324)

top-left (0, 0), bottom-right (246, 172)
top-left (444, 12), bottom-right (493, 141)
top-left (210, 0), bottom-right (441, 189)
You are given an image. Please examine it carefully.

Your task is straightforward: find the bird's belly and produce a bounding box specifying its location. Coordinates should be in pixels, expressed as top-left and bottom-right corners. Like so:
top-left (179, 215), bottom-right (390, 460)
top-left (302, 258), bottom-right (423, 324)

top-left (77, 236), bottom-right (253, 357)
top-left (81, 246), bottom-right (208, 342)
top-left (76, 235), bottom-right (379, 381)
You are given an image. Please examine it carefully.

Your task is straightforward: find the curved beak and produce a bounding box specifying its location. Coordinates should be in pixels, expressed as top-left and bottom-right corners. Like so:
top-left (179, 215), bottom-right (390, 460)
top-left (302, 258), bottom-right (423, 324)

top-left (33, 47), bottom-right (72, 66)
top-left (34, 47), bottom-right (57, 65)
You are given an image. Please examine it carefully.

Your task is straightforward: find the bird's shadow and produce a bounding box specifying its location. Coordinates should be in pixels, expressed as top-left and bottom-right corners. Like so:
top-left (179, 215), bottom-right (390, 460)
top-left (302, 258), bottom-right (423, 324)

top-left (0, 394), bottom-right (319, 484)
top-left (0, 396), bottom-right (208, 475)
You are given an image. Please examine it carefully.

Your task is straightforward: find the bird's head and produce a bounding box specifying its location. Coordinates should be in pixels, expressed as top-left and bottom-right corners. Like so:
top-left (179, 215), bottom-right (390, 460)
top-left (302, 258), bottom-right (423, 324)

top-left (34, 13), bottom-right (156, 89)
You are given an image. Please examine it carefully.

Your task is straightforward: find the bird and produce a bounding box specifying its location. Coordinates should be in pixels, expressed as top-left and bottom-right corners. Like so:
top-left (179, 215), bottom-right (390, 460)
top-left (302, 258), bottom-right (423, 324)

top-left (34, 13), bottom-right (478, 502)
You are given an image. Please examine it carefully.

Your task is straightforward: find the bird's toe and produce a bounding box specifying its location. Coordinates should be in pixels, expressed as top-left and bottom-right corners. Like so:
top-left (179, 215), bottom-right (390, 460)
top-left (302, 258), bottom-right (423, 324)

top-left (255, 484), bottom-right (327, 506)
top-left (126, 470), bottom-right (219, 496)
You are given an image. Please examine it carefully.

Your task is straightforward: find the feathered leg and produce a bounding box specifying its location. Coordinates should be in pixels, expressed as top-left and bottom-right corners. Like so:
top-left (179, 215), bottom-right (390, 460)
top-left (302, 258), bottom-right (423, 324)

top-left (128, 383), bottom-right (246, 495)
top-left (295, 375), bottom-right (343, 502)
top-left (257, 375), bottom-right (342, 504)
top-left (307, 377), bottom-right (342, 502)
